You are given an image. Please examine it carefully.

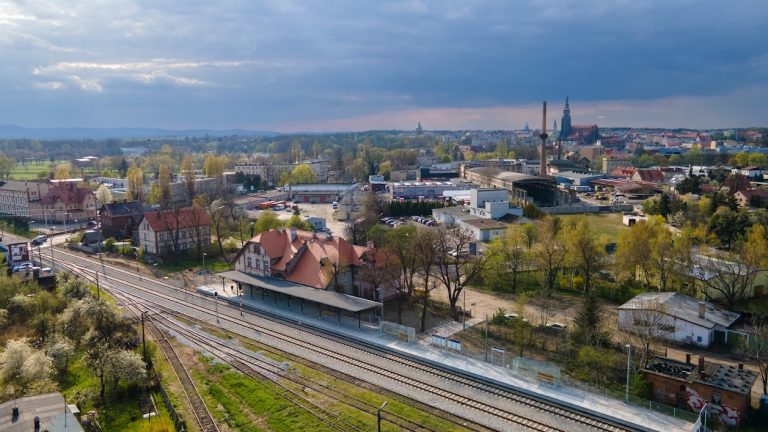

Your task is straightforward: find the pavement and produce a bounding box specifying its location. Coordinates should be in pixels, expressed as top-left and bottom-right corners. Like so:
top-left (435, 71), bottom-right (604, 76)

top-left (203, 282), bottom-right (694, 432)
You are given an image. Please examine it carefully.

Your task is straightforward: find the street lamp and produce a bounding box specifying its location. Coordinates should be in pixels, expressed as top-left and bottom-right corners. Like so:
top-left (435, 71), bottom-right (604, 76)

top-left (462, 288), bottom-right (466, 330)
top-left (377, 401), bottom-right (388, 432)
top-left (625, 344), bottom-right (632, 404)
top-left (135, 250), bottom-right (141, 280)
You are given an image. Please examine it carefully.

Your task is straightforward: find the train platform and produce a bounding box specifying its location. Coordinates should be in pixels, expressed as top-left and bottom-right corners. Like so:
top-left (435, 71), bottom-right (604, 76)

top-left (204, 284), bottom-right (694, 432)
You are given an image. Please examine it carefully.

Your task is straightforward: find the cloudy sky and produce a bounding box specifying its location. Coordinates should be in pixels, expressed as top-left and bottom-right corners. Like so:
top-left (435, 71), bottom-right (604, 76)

top-left (1, 0), bottom-right (767, 132)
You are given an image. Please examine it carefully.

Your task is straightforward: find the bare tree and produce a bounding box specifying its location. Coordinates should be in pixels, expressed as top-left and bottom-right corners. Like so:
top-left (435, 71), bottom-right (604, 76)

top-left (155, 209), bottom-right (183, 258)
top-left (744, 318), bottom-right (768, 396)
top-left (413, 228), bottom-right (440, 332)
top-left (621, 299), bottom-right (673, 367)
top-left (433, 225), bottom-right (489, 320)
top-left (386, 225), bottom-right (419, 316)
top-left (359, 248), bottom-right (397, 301)
top-left (181, 155), bottom-right (195, 205)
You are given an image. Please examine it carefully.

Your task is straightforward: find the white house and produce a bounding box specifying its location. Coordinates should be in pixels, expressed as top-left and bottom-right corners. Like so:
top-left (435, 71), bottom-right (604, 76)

top-left (618, 292), bottom-right (740, 347)
top-left (137, 206), bottom-right (211, 257)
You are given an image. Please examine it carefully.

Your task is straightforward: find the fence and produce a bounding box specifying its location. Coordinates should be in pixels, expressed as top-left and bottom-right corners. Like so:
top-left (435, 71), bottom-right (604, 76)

top-left (153, 369), bottom-right (187, 431)
top-left (381, 321), bottom-right (416, 343)
top-left (541, 204), bottom-right (633, 214)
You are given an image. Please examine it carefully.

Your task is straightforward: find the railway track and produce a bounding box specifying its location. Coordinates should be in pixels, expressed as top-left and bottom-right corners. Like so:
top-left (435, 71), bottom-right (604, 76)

top-left (142, 313), bottom-right (221, 432)
top-left (124, 294), bottom-right (487, 432)
top-left (50, 247), bottom-right (646, 432)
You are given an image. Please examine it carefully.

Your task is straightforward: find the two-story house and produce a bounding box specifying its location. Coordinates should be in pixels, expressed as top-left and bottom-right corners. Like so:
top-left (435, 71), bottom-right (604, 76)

top-left (30, 179), bottom-right (97, 224)
top-left (98, 200), bottom-right (145, 241)
top-left (232, 228), bottom-right (373, 296)
top-left (137, 206), bottom-right (211, 257)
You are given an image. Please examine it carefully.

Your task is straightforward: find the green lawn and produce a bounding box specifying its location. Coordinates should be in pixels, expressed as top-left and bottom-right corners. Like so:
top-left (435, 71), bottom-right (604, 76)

top-left (154, 257), bottom-right (232, 274)
top-left (9, 163), bottom-right (52, 180)
top-left (556, 213), bottom-right (628, 242)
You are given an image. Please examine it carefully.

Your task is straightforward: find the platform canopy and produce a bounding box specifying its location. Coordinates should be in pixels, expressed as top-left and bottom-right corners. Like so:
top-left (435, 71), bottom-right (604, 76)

top-left (217, 270), bottom-right (382, 313)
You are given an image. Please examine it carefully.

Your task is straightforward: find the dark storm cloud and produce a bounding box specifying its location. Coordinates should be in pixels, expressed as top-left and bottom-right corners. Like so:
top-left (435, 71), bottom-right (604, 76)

top-left (0, 0), bottom-right (766, 130)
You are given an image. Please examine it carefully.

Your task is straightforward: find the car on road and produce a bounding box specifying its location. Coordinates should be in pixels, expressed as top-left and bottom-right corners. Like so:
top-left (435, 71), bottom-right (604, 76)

top-left (31, 235), bottom-right (48, 246)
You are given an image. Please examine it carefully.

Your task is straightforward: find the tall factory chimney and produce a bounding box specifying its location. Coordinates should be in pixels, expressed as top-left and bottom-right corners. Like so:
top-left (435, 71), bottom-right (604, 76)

top-left (539, 101), bottom-right (548, 176)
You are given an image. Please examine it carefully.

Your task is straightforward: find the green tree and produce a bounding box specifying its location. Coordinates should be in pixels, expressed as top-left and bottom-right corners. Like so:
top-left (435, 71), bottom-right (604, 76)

top-left (253, 210), bottom-right (283, 234)
top-left (290, 163), bottom-right (317, 184)
top-left (285, 214), bottom-right (312, 231)
top-left (571, 294), bottom-right (607, 347)
top-left (565, 218), bottom-right (605, 293)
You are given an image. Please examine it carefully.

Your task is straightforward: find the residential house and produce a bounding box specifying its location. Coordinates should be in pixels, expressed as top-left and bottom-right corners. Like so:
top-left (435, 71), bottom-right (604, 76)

top-left (609, 166), bottom-right (636, 179)
top-left (733, 188), bottom-right (768, 208)
top-left (0, 392), bottom-right (84, 432)
top-left (643, 355), bottom-right (756, 426)
top-left (0, 180), bottom-right (50, 218)
top-left (137, 206), bottom-right (211, 257)
top-left (618, 292), bottom-right (741, 347)
top-left (232, 228), bottom-right (375, 298)
top-left (98, 200), bottom-right (145, 240)
top-left (731, 166), bottom-right (764, 179)
top-left (30, 179), bottom-right (97, 224)
top-left (631, 168), bottom-right (665, 184)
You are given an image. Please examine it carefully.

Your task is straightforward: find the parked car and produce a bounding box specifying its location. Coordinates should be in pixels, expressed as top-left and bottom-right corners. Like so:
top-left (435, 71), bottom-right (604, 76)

top-left (546, 322), bottom-right (566, 331)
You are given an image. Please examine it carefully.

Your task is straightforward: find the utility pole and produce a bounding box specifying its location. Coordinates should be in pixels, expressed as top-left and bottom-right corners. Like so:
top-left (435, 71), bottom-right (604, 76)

top-left (141, 311), bottom-right (147, 366)
top-left (214, 291), bottom-right (219, 323)
top-left (96, 271), bottom-right (100, 300)
top-left (377, 401), bottom-right (388, 432)
top-left (484, 313), bottom-right (489, 362)
top-left (625, 344), bottom-right (632, 404)
top-left (49, 232), bottom-right (55, 269)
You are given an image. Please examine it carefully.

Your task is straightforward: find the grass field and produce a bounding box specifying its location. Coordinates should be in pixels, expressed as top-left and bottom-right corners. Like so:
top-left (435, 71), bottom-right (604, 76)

top-left (556, 212), bottom-right (628, 242)
top-left (9, 163), bottom-right (52, 180)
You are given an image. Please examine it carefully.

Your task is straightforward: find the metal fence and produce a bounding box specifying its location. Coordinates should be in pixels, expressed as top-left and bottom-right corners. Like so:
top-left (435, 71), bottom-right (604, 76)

top-left (153, 369), bottom-right (187, 431)
top-left (381, 321), bottom-right (416, 342)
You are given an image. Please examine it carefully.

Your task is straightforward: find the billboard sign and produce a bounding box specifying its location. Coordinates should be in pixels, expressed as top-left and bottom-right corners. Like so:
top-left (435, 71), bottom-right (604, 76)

top-left (9, 242), bottom-right (29, 263)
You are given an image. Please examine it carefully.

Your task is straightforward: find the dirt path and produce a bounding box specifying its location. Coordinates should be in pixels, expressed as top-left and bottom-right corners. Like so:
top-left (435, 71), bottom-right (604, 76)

top-left (430, 286), bottom-right (585, 328)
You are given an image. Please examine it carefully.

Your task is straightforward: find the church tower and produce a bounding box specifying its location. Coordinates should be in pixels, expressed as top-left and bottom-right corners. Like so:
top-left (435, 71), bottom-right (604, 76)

top-left (416, 122), bottom-right (423, 135)
top-left (559, 97), bottom-right (572, 141)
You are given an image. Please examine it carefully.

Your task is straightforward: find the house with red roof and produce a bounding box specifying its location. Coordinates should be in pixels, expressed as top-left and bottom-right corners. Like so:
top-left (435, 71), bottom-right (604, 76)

top-left (29, 179), bottom-right (96, 224)
top-left (233, 228), bottom-right (375, 297)
top-left (631, 168), bottom-right (665, 184)
top-left (137, 206), bottom-right (211, 257)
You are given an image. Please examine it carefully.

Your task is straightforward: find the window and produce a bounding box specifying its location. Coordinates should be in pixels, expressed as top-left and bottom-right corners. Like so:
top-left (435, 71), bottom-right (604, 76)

top-left (697, 336), bottom-right (702, 343)
top-left (255, 260), bottom-right (260, 269)
top-left (247, 257), bottom-right (252, 268)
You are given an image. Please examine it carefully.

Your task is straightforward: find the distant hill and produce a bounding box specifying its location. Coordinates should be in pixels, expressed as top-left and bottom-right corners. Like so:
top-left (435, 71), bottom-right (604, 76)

top-left (0, 125), bottom-right (282, 140)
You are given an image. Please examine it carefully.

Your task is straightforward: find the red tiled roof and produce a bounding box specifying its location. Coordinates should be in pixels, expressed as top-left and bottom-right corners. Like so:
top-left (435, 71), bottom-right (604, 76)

top-left (634, 169), bottom-right (664, 182)
top-left (248, 229), bottom-right (370, 290)
top-left (40, 182), bottom-right (93, 206)
top-left (609, 166), bottom-right (636, 178)
top-left (142, 207), bottom-right (210, 232)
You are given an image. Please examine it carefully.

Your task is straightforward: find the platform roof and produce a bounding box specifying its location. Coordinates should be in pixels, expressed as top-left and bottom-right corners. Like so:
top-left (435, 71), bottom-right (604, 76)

top-left (217, 271), bottom-right (382, 313)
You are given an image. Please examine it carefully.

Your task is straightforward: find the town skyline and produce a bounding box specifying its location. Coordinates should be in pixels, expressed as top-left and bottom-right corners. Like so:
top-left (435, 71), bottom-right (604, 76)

top-left (1, 1), bottom-right (766, 131)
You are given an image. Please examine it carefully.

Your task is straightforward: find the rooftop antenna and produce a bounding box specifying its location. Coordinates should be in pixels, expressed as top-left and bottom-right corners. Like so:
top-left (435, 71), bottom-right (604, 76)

top-left (539, 101), bottom-right (548, 176)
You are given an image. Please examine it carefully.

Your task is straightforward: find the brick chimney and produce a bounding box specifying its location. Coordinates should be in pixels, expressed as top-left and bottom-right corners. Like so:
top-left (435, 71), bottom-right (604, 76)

top-left (698, 355), bottom-right (705, 372)
top-left (738, 362), bottom-right (744, 370)
top-left (685, 353), bottom-right (691, 364)
top-left (698, 301), bottom-right (706, 319)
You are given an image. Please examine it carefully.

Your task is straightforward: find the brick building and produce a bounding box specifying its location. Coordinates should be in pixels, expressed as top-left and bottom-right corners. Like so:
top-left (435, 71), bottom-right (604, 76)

top-left (643, 355), bottom-right (756, 426)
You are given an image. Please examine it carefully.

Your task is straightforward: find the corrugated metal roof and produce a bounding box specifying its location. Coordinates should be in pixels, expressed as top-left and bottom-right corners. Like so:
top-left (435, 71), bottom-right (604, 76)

top-left (619, 292), bottom-right (739, 329)
top-left (217, 271), bottom-right (381, 313)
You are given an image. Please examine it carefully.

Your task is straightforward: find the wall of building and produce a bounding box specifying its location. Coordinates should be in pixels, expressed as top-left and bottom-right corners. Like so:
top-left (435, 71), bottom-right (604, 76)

top-left (618, 309), bottom-right (713, 347)
top-left (643, 372), bottom-right (749, 426)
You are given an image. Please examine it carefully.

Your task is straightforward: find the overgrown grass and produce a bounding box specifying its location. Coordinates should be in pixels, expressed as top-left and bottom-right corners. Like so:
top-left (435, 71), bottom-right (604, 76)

top-left (191, 330), bottom-right (471, 432)
top-left (556, 213), bottom-right (628, 242)
top-left (154, 257), bottom-right (232, 274)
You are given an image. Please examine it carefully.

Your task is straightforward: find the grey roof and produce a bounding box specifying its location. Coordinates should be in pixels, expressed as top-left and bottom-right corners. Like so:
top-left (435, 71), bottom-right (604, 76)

top-left (645, 357), bottom-right (757, 395)
top-left (619, 292), bottom-right (740, 329)
top-left (0, 392), bottom-right (83, 432)
top-left (101, 201), bottom-right (144, 218)
top-left (217, 271), bottom-right (381, 313)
